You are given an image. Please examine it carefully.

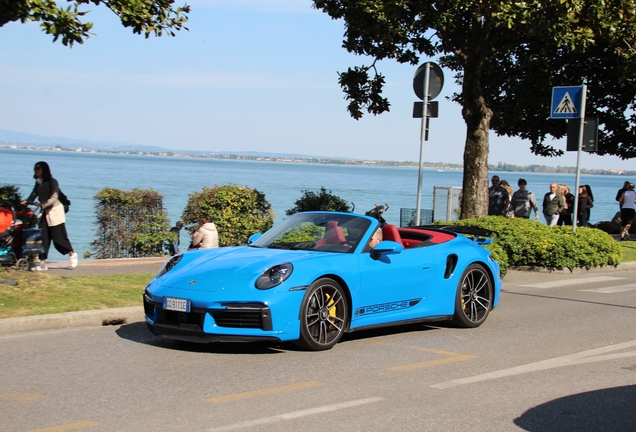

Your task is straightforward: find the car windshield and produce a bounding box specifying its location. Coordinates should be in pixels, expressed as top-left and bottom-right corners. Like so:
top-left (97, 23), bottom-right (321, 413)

top-left (250, 213), bottom-right (372, 253)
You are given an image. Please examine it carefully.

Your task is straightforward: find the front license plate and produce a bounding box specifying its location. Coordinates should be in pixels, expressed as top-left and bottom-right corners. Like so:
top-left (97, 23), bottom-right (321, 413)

top-left (163, 297), bottom-right (191, 312)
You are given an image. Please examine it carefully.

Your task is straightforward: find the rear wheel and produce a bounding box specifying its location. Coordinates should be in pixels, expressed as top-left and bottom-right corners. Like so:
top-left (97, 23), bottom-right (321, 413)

top-left (296, 278), bottom-right (348, 351)
top-left (16, 258), bottom-right (29, 271)
top-left (451, 264), bottom-right (492, 328)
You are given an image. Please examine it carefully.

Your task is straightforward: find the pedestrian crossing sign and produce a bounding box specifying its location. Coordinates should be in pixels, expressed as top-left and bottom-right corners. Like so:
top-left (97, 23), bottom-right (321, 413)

top-left (551, 86), bottom-right (583, 119)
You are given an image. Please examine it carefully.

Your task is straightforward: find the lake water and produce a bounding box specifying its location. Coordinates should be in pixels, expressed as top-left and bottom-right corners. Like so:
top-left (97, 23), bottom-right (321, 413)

top-left (0, 148), bottom-right (630, 262)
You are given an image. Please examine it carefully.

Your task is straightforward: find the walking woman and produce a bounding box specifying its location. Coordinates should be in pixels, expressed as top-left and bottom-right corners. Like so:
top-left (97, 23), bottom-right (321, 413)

top-left (21, 161), bottom-right (78, 270)
top-left (619, 183), bottom-right (636, 240)
top-left (576, 185), bottom-right (594, 227)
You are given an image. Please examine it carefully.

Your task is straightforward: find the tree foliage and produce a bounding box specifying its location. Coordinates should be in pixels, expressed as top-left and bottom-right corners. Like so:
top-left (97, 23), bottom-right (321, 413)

top-left (181, 184), bottom-right (275, 246)
top-left (312, 0), bottom-right (636, 218)
top-left (0, 0), bottom-right (190, 46)
top-left (285, 187), bottom-right (354, 215)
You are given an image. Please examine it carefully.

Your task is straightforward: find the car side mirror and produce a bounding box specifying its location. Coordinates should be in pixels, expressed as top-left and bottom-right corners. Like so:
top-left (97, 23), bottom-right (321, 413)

top-left (370, 240), bottom-right (403, 260)
top-left (248, 233), bottom-right (262, 245)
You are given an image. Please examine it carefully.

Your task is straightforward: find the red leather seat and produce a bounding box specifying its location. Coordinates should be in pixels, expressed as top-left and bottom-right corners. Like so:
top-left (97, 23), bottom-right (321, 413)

top-left (316, 221), bottom-right (346, 247)
top-left (381, 224), bottom-right (403, 246)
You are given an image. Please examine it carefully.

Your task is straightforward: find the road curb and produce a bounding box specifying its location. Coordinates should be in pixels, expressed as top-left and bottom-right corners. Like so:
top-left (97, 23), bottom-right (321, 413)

top-left (0, 306), bottom-right (144, 335)
top-left (510, 261), bottom-right (636, 274)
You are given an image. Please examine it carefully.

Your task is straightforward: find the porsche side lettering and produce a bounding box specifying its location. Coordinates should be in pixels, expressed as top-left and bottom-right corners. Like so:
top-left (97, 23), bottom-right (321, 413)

top-left (355, 299), bottom-right (421, 316)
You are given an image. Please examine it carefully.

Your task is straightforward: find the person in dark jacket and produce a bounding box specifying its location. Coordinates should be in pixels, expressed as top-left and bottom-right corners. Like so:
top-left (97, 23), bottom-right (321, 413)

top-left (20, 161), bottom-right (78, 271)
top-left (583, 184), bottom-right (594, 223)
top-left (576, 185), bottom-right (594, 227)
top-left (542, 182), bottom-right (565, 226)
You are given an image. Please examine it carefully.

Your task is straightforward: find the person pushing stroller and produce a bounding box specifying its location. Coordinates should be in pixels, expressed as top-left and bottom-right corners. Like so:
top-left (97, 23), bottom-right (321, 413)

top-left (21, 161), bottom-right (78, 271)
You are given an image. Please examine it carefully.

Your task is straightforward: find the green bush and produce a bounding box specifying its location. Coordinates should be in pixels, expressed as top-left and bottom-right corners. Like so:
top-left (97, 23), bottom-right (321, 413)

top-left (447, 216), bottom-right (621, 276)
top-left (91, 188), bottom-right (173, 258)
top-left (286, 186), bottom-right (354, 215)
top-left (181, 184), bottom-right (275, 246)
top-left (0, 184), bottom-right (23, 206)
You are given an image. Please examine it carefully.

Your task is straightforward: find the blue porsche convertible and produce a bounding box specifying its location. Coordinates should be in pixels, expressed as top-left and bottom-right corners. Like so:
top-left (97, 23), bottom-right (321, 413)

top-left (144, 212), bottom-right (501, 350)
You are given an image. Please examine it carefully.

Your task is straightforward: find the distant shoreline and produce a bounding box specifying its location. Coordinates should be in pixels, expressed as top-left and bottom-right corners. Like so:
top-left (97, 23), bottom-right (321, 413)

top-left (1, 144), bottom-right (633, 176)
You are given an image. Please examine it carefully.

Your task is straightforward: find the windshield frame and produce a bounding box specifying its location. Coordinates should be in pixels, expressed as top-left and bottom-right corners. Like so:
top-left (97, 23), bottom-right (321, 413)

top-left (250, 212), bottom-right (374, 253)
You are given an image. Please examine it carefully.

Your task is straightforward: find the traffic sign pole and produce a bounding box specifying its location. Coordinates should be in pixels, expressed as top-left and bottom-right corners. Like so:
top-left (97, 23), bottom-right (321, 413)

top-left (415, 63), bottom-right (431, 225)
top-left (572, 84), bottom-right (587, 233)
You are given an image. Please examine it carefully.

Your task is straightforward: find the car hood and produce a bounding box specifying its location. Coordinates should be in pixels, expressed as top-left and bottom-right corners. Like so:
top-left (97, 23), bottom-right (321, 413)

top-left (155, 246), bottom-right (328, 292)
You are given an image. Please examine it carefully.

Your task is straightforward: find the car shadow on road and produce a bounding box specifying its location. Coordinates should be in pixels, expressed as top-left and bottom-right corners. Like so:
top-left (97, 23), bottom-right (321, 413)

top-left (115, 320), bottom-right (447, 354)
top-left (339, 322), bottom-right (442, 344)
top-left (514, 384), bottom-right (636, 431)
top-left (115, 322), bottom-right (287, 354)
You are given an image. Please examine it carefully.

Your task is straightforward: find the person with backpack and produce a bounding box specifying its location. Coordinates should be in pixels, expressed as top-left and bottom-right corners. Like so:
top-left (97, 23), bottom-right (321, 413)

top-left (510, 178), bottom-right (539, 220)
top-left (21, 161), bottom-right (78, 271)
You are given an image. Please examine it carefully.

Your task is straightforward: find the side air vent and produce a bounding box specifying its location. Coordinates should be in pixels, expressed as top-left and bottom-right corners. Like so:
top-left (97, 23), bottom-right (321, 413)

top-left (444, 254), bottom-right (458, 279)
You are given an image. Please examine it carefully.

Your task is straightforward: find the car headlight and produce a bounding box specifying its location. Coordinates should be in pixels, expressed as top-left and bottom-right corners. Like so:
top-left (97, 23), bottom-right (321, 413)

top-left (156, 254), bottom-right (184, 279)
top-left (255, 263), bottom-right (293, 290)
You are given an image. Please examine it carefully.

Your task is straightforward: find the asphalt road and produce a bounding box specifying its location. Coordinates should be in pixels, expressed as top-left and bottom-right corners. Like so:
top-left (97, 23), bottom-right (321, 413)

top-left (1, 267), bottom-right (636, 431)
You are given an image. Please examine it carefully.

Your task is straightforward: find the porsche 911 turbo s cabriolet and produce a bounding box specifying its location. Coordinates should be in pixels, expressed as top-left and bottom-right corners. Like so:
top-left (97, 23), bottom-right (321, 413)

top-left (144, 211), bottom-right (502, 350)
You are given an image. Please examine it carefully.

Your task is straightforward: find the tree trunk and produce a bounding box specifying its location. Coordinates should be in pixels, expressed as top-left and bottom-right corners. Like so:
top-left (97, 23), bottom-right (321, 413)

top-left (459, 57), bottom-right (492, 219)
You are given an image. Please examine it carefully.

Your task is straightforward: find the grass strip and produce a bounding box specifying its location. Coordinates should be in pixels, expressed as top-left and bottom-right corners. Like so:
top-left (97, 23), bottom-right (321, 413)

top-left (0, 270), bottom-right (154, 319)
top-left (620, 241), bottom-right (636, 262)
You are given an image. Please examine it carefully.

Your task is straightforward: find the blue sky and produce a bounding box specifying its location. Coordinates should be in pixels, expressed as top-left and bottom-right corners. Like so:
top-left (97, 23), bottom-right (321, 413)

top-left (0, 0), bottom-right (632, 170)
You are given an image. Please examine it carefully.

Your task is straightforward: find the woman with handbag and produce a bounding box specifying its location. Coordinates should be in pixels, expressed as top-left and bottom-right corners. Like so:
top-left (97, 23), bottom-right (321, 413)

top-left (21, 161), bottom-right (78, 271)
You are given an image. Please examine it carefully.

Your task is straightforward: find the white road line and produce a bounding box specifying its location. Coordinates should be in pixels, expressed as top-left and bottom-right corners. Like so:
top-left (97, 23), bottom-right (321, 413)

top-left (430, 340), bottom-right (636, 390)
top-left (519, 276), bottom-right (625, 289)
top-left (579, 283), bottom-right (636, 293)
top-left (208, 397), bottom-right (383, 431)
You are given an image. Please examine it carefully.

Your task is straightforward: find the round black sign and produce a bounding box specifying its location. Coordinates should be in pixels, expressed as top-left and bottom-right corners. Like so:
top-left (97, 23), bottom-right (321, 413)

top-left (413, 62), bottom-right (444, 101)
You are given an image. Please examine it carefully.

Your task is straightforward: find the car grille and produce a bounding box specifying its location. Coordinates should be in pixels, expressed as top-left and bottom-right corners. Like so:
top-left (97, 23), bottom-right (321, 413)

top-left (143, 296), bottom-right (154, 316)
top-left (146, 298), bottom-right (272, 331)
top-left (212, 303), bottom-right (272, 330)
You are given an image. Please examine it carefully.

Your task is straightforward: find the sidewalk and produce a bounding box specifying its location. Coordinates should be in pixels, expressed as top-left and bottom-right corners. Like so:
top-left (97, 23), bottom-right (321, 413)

top-left (2, 257), bottom-right (636, 336)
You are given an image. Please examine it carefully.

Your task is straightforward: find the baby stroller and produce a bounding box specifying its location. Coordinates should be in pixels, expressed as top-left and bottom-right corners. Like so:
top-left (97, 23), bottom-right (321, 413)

top-left (0, 201), bottom-right (43, 271)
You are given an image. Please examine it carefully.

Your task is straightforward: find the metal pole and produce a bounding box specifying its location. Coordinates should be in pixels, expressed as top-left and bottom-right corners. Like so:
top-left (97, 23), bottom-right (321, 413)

top-left (415, 63), bottom-right (430, 225)
top-left (572, 83), bottom-right (587, 233)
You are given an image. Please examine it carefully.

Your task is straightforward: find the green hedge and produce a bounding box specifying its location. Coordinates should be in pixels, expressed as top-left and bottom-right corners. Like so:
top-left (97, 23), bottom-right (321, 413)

top-left (91, 188), bottom-right (172, 258)
top-left (181, 184), bottom-right (274, 246)
top-left (445, 216), bottom-right (621, 276)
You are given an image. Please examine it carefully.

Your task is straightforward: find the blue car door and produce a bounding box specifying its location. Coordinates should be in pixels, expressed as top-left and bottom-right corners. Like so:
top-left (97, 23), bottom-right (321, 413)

top-left (352, 247), bottom-right (436, 328)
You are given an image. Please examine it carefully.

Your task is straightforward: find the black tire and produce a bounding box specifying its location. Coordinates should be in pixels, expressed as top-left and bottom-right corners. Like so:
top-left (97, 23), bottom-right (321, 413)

top-left (451, 264), bottom-right (493, 328)
top-left (16, 258), bottom-right (29, 271)
top-left (296, 278), bottom-right (348, 351)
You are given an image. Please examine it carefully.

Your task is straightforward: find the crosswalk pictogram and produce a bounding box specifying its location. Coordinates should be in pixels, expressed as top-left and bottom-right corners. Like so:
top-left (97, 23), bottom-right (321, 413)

top-left (555, 92), bottom-right (577, 114)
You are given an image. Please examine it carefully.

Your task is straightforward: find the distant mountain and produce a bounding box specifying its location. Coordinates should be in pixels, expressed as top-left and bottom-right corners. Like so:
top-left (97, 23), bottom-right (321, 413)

top-left (0, 128), bottom-right (169, 153)
top-left (0, 128), bottom-right (359, 160)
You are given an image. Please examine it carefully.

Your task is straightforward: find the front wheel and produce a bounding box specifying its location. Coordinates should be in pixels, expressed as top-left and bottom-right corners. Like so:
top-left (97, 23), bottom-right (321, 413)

top-left (296, 278), bottom-right (348, 351)
top-left (451, 264), bottom-right (493, 328)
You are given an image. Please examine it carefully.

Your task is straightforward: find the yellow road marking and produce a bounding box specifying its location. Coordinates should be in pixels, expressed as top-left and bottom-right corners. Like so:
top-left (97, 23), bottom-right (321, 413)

top-left (370, 341), bottom-right (476, 371)
top-left (0, 393), bottom-right (50, 406)
top-left (29, 421), bottom-right (99, 432)
top-left (205, 380), bottom-right (323, 403)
